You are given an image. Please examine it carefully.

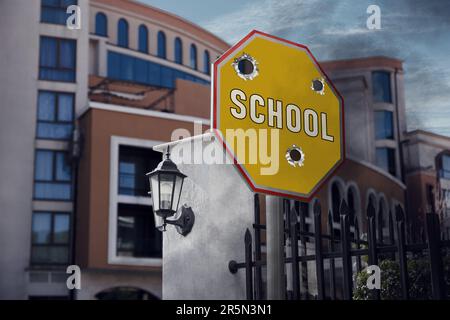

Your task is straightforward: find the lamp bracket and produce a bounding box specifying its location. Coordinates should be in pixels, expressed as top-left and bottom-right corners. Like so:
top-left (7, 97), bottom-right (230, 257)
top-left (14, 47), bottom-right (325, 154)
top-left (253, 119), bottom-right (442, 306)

top-left (164, 205), bottom-right (195, 236)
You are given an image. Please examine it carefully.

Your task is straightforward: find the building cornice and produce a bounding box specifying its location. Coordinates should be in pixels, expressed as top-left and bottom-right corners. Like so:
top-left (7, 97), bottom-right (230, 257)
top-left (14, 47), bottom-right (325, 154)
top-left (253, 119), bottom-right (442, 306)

top-left (80, 101), bottom-right (210, 125)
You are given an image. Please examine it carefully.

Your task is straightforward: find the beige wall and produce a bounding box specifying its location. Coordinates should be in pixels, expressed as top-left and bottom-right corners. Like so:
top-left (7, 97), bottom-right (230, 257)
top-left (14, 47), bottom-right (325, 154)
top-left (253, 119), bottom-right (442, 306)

top-left (76, 107), bottom-right (209, 271)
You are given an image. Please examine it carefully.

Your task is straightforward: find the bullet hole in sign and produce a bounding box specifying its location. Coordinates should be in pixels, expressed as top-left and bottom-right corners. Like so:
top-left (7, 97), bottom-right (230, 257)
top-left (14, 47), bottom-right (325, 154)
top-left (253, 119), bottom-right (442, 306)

top-left (232, 53), bottom-right (259, 80)
top-left (289, 148), bottom-right (302, 162)
top-left (311, 78), bottom-right (325, 95)
top-left (285, 145), bottom-right (305, 167)
top-left (238, 58), bottom-right (254, 75)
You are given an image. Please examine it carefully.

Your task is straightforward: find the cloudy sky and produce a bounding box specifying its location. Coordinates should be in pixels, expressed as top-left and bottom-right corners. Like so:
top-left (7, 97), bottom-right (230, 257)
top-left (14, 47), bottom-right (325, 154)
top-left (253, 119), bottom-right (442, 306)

top-left (141, 0), bottom-right (450, 137)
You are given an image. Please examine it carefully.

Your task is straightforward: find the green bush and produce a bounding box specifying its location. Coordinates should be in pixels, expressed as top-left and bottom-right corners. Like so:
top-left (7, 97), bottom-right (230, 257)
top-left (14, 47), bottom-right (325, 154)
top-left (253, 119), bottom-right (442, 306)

top-left (353, 254), bottom-right (450, 300)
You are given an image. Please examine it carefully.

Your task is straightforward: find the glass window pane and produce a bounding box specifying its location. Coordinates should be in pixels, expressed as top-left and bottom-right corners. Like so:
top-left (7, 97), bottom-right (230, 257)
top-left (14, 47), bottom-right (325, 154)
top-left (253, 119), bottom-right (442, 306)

top-left (57, 94), bottom-right (74, 121)
top-left (150, 175), bottom-right (159, 211)
top-left (34, 183), bottom-right (72, 200)
top-left (31, 246), bottom-right (68, 264)
top-left (54, 214), bottom-right (70, 244)
top-left (157, 31), bottom-right (166, 58)
top-left (118, 19), bottom-right (129, 48)
top-left (376, 147), bottom-right (396, 176)
top-left (32, 213), bottom-right (52, 244)
top-left (117, 215), bottom-right (135, 256)
top-left (38, 92), bottom-right (56, 121)
top-left (117, 204), bottom-right (162, 258)
top-left (171, 175), bottom-right (184, 212)
top-left (374, 111), bottom-right (393, 139)
top-left (59, 40), bottom-right (76, 69)
top-left (372, 71), bottom-right (392, 103)
top-left (138, 25), bottom-right (148, 53)
top-left (95, 12), bottom-right (107, 36)
top-left (56, 152), bottom-right (71, 181)
top-left (203, 50), bottom-right (210, 74)
top-left (40, 37), bottom-right (57, 67)
top-left (443, 155), bottom-right (450, 179)
top-left (160, 174), bottom-right (174, 210)
top-left (190, 44), bottom-right (197, 69)
top-left (37, 123), bottom-right (73, 139)
top-left (35, 150), bottom-right (53, 181)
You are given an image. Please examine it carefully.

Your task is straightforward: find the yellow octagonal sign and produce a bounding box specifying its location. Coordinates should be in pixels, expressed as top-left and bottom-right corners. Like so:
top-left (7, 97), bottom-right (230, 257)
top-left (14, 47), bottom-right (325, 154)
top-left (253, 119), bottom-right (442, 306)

top-left (212, 30), bottom-right (345, 200)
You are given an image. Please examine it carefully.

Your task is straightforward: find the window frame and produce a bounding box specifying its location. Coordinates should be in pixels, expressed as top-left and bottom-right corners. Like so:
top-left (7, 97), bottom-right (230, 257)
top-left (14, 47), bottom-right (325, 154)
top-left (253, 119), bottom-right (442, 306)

top-left (39, 36), bottom-right (77, 83)
top-left (36, 90), bottom-right (75, 141)
top-left (33, 149), bottom-right (73, 201)
top-left (30, 211), bottom-right (71, 266)
top-left (108, 136), bottom-right (163, 267)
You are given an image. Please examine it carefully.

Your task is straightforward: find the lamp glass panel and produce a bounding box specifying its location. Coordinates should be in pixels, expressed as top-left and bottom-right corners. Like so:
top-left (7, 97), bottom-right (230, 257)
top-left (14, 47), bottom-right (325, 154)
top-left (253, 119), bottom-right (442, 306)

top-left (150, 175), bottom-right (160, 211)
top-left (171, 175), bottom-right (184, 212)
top-left (160, 173), bottom-right (175, 210)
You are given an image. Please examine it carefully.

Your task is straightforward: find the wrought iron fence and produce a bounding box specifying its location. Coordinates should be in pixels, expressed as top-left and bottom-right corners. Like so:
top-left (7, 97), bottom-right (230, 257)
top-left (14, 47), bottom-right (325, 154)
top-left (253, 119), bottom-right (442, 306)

top-left (229, 194), bottom-right (450, 300)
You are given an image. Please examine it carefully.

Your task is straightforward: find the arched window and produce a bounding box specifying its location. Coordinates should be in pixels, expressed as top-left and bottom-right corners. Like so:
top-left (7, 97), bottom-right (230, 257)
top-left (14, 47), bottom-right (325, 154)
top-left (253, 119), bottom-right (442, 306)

top-left (190, 44), bottom-right (197, 69)
top-left (157, 31), bottom-right (166, 59)
top-left (174, 37), bottom-right (183, 64)
top-left (348, 187), bottom-right (356, 226)
top-left (203, 50), bottom-right (210, 74)
top-left (95, 12), bottom-right (107, 36)
top-left (117, 18), bottom-right (129, 48)
top-left (377, 197), bottom-right (388, 241)
top-left (331, 182), bottom-right (342, 224)
top-left (138, 25), bottom-right (148, 53)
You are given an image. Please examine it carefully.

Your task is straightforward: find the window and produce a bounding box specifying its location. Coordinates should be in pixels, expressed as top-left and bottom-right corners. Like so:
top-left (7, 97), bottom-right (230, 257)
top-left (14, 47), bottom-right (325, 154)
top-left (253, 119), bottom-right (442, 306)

top-left (118, 146), bottom-right (161, 196)
top-left (107, 51), bottom-right (210, 88)
top-left (117, 204), bottom-right (162, 258)
top-left (138, 25), bottom-right (148, 53)
top-left (95, 12), bottom-right (107, 36)
top-left (376, 147), bottom-right (396, 176)
top-left (372, 71), bottom-right (392, 103)
top-left (331, 182), bottom-right (342, 237)
top-left (157, 31), bottom-right (166, 58)
top-left (174, 37), bottom-right (183, 64)
top-left (39, 37), bottom-right (76, 82)
top-left (374, 110), bottom-right (394, 139)
top-left (441, 154), bottom-right (450, 179)
top-left (203, 50), bottom-right (210, 74)
top-left (34, 150), bottom-right (72, 200)
top-left (347, 188), bottom-right (356, 226)
top-left (37, 91), bottom-right (74, 140)
top-left (41, 0), bottom-right (78, 25)
top-left (190, 44), bottom-right (197, 70)
top-left (331, 183), bottom-right (342, 224)
top-left (117, 18), bottom-right (129, 48)
top-left (31, 212), bottom-right (70, 264)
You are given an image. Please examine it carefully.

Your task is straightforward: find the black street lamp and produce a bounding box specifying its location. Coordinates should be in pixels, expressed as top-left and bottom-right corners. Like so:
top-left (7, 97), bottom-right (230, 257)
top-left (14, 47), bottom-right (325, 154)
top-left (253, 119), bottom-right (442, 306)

top-left (146, 147), bottom-right (195, 236)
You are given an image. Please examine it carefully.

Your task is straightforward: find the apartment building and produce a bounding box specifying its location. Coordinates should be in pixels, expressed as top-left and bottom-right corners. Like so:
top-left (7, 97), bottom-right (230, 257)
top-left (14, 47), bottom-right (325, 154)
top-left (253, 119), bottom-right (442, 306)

top-left (0, 0), bottom-right (228, 299)
top-left (403, 130), bottom-right (450, 239)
